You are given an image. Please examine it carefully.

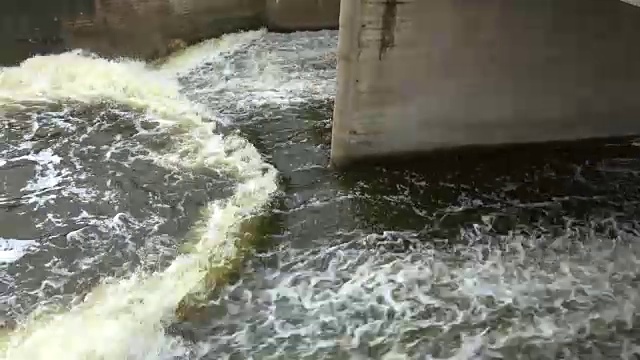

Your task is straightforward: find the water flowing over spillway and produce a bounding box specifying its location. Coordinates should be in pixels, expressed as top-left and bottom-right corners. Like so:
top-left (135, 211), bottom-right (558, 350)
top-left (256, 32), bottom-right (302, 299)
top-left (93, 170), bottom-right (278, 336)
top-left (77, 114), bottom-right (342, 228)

top-left (2, 29), bottom-right (640, 359)
top-left (0, 30), bottom-right (279, 359)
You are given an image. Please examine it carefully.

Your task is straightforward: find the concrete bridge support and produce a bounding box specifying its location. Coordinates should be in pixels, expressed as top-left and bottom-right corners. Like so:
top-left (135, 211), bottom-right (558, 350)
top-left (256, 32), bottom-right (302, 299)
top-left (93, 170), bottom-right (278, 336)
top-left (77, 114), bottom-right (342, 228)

top-left (331, 0), bottom-right (640, 166)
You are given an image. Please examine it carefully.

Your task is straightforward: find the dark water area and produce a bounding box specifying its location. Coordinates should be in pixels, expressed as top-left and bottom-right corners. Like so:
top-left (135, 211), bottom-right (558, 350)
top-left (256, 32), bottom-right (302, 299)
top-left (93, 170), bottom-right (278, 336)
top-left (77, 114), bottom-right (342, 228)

top-left (337, 140), bottom-right (640, 237)
top-left (235, 102), bottom-right (640, 244)
top-left (3, 30), bottom-right (640, 359)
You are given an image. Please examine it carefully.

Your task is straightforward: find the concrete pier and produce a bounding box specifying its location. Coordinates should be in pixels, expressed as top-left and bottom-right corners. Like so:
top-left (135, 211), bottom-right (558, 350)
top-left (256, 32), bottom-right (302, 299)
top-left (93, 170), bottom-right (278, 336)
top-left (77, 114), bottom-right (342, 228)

top-left (331, 0), bottom-right (640, 166)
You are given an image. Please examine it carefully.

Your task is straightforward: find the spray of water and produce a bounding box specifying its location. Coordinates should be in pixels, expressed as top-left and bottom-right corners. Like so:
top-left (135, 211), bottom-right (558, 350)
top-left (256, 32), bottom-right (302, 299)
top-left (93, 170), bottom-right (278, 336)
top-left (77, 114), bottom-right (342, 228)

top-left (0, 30), bottom-right (278, 359)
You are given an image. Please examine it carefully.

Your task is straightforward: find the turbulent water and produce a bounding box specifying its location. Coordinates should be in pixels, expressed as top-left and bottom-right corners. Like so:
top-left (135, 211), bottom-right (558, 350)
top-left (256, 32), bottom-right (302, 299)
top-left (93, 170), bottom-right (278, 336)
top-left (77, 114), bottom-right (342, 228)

top-left (2, 29), bottom-right (640, 360)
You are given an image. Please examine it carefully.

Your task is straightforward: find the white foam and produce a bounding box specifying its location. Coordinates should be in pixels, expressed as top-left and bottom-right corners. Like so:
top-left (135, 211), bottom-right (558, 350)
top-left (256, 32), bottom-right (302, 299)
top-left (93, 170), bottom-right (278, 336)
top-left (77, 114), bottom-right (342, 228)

top-left (158, 30), bottom-right (267, 77)
top-left (0, 50), bottom-right (207, 126)
top-left (20, 149), bottom-right (63, 193)
top-left (173, 31), bottom-right (337, 110)
top-left (0, 239), bottom-right (37, 264)
top-left (198, 229), bottom-right (640, 358)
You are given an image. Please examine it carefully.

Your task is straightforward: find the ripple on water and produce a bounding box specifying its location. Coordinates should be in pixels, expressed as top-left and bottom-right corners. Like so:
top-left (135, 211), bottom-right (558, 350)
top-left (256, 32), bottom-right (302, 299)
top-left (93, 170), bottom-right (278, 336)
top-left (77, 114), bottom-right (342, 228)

top-left (4, 28), bottom-right (640, 360)
top-left (0, 103), bottom-right (236, 321)
top-left (161, 30), bottom-right (640, 359)
top-left (1, 29), bottom-right (284, 360)
top-left (172, 226), bottom-right (640, 360)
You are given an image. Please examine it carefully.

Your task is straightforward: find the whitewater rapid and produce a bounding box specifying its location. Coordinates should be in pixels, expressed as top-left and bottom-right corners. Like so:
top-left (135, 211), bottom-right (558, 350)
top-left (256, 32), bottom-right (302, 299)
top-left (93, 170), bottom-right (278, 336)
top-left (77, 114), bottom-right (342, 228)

top-left (0, 30), bottom-right (278, 360)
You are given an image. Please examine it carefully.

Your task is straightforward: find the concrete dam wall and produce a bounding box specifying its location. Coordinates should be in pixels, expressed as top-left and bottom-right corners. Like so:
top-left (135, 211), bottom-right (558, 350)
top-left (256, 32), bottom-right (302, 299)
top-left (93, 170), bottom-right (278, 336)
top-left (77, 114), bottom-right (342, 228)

top-left (266, 0), bottom-right (341, 32)
top-left (330, 0), bottom-right (640, 166)
top-left (0, 0), bottom-right (341, 65)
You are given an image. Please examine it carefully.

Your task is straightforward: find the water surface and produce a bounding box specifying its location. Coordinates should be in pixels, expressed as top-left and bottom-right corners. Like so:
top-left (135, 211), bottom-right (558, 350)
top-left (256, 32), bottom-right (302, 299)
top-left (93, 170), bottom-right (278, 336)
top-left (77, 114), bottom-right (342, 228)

top-left (2, 30), bottom-right (640, 359)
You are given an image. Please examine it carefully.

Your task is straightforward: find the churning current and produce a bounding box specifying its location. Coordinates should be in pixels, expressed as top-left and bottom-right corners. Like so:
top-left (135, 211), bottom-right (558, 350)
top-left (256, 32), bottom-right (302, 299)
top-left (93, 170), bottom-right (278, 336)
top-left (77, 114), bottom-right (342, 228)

top-left (2, 29), bottom-right (640, 360)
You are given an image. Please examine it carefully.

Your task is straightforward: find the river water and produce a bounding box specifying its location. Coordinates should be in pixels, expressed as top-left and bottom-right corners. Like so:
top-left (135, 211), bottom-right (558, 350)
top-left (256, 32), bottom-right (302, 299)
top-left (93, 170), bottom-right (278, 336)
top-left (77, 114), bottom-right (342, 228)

top-left (1, 29), bottom-right (640, 360)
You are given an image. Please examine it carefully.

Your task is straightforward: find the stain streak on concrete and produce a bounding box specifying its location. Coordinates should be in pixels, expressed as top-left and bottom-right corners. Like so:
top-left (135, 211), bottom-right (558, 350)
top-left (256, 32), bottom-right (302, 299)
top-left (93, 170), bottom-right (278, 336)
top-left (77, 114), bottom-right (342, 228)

top-left (379, 0), bottom-right (401, 60)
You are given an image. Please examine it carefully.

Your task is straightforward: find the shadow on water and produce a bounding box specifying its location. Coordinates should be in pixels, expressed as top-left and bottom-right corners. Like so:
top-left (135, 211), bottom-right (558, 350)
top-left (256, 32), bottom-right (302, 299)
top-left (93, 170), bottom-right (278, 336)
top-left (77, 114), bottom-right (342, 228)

top-left (228, 93), bottom-right (640, 251)
top-left (336, 137), bottom-right (640, 241)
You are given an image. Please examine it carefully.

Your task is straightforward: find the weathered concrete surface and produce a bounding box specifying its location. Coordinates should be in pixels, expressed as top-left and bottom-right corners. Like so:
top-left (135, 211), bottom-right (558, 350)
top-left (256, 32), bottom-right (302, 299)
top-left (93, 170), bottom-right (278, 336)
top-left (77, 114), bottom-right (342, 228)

top-left (266, 0), bottom-right (340, 31)
top-left (0, 0), bottom-right (265, 64)
top-left (331, 0), bottom-right (640, 167)
top-left (0, 0), bottom-right (341, 65)
top-left (0, 1), bottom-right (67, 64)
top-left (63, 0), bottom-right (264, 60)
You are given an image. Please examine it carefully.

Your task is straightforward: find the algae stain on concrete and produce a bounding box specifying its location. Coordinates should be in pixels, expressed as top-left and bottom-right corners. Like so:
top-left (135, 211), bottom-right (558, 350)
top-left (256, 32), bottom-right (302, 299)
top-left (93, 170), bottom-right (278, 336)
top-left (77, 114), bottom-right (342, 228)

top-left (379, 0), bottom-right (402, 60)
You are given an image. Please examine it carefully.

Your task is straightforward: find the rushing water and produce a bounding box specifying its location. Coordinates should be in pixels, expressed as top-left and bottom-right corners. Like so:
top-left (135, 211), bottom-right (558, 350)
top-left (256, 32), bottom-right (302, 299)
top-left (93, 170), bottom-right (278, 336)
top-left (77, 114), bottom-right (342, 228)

top-left (2, 29), bottom-right (640, 359)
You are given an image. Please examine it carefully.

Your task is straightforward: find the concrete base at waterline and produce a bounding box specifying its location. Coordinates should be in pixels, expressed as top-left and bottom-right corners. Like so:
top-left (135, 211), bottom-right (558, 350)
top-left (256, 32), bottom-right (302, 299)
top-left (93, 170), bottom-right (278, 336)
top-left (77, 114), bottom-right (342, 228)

top-left (330, 0), bottom-right (640, 167)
